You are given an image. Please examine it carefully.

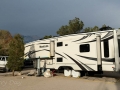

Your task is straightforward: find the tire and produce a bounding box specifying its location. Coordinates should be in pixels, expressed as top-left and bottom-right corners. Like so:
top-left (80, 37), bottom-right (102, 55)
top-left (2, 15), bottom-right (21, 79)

top-left (80, 71), bottom-right (85, 77)
top-left (3, 68), bottom-right (6, 73)
top-left (87, 72), bottom-right (94, 76)
top-left (5, 67), bottom-right (9, 72)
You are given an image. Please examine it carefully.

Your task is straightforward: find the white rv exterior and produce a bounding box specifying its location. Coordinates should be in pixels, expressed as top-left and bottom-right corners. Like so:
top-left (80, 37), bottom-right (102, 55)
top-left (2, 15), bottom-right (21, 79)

top-left (24, 29), bottom-right (120, 74)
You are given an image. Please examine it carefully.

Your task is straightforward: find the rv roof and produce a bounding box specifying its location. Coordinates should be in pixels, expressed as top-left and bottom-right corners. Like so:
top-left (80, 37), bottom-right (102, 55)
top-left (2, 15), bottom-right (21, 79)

top-left (25, 29), bottom-right (119, 45)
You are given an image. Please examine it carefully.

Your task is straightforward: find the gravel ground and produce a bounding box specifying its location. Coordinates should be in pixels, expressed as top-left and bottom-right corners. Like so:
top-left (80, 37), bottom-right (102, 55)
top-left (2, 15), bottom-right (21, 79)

top-left (0, 68), bottom-right (120, 90)
top-left (0, 74), bottom-right (120, 90)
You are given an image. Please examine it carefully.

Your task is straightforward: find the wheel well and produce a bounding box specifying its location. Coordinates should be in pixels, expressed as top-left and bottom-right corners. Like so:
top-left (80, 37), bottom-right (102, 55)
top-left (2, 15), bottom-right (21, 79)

top-left (58, 66), bottom-right (73, 70)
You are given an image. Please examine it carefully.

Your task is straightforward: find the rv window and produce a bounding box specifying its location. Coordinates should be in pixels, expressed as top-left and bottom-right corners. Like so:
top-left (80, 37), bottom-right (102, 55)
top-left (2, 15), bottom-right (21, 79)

top-left (65, 44), bottom-right (68, 46)
top-left (103, 40), bottom-right (109, 57)
top-left (80, 44), bottom-right (90, 52)
top-left (57, 58), bottom-right (63, 62)
top-left (57, 42), bottom-right (63, 47)
top-left (118, 39), bottom-right (120, 57)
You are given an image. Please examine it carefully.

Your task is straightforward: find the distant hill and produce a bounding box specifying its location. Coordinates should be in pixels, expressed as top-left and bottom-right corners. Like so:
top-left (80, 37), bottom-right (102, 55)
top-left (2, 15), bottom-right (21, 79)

top-left (23, 35), bottom-right (40, 43)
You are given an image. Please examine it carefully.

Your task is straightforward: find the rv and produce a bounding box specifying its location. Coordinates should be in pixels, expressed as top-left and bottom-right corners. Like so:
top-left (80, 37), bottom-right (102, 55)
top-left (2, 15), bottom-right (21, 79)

top-left (24, 29), bottom-right (120, 76)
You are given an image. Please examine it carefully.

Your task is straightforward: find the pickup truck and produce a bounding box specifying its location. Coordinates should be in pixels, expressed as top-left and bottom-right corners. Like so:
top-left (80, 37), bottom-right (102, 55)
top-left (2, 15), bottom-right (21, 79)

top-left (0, 56), bottom-right (8, 72)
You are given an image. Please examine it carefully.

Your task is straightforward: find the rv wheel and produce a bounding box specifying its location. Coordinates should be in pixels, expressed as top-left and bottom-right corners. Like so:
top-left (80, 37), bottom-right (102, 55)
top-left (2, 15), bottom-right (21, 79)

top-left (86, 72), bottom-right (94, 76)
top-left (80, 71), bottom-right (85, 77)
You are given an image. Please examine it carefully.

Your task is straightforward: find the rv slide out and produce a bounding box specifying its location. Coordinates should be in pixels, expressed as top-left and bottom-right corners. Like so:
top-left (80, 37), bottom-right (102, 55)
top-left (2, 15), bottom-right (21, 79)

top-left (24, 29), bottom-right (120, 76)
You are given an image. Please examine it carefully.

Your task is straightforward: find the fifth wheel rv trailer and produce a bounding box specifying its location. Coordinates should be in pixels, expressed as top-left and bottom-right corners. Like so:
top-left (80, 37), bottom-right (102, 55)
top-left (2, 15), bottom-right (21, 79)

top-left (24, 29), bottom-right (120, 76)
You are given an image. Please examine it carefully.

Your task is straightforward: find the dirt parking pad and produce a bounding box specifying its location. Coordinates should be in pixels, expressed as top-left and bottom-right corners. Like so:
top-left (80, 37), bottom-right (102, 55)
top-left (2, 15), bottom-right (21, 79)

top-left (0, 75), bottom-right (120, 90)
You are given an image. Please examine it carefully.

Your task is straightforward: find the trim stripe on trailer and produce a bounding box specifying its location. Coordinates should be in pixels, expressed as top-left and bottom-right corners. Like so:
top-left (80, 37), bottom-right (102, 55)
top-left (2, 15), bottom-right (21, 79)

top-left (73, 33), bottom-right (95, 42)
top-left (25, 44), bottom-right (34, 47)
top-left (76, 55), bottom-right (115, 62)
top-left (73, 31), bottom-right (113, 43)
top-left (77, 60), bottom-right (95, 71)
top-left (64, 53), bottom-right (87, 71)
top-left (101, 31), bottom-right (113, 40)
top-left (25, 49), bottom-right (67, 59)
top-left (76, 35), bottom-right (113, 44)
top-left (37, 43), bottom-right (50, 45)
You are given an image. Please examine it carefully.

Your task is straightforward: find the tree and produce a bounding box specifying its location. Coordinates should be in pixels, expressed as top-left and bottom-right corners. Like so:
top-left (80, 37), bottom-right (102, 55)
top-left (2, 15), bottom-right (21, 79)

top-left (99, 24), bottom-right (113, 30)
top-left (84, 26), bottom-right (99, 32)
top-left (0, 30), bottom-right (12, 55)
top-left (57, 17), bottom-right (84, 36)
top-left (57, 25), bottom-right (69, 36)
top-left (102, 24), bottom-right (107, 28)
top-left (43, 35), bottom-right (52, 39)
top-left (39, 35), bottom-right (53, 40)
top-left (7, 34), bottom-right (24, 76)
top-left (69, 17), bottom-right (84, 34)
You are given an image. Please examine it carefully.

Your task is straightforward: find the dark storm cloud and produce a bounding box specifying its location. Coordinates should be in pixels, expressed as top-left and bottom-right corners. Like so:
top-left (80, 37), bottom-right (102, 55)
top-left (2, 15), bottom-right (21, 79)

top-left (0, 0), bottom-right (120, 37)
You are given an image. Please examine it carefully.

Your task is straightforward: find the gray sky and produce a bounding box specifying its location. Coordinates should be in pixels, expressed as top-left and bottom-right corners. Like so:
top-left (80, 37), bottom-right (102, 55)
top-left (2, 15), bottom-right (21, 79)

top-left (0, 0), bottom-right (120, 37)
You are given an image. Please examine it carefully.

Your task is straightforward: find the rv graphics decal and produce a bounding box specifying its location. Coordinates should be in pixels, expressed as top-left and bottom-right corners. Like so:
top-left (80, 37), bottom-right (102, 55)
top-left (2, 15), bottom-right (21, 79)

top-left (37, 43), bottom-right (50, 45)
top-left (28, 44), bottom-right (36, 58)
top-left (101, 31), bottom-right (113, 40)
top-left (77, 35), bottom-right (113, 44)
top-left (25, 44), bottom-right (34, 48)
top-left (25, 49), bottom-right (67, 59)
top-left (64, 53), bottom-right (87, 71)
top-left (39, 45), bottom-right (48, 48)
top-left (73, 31), bottom-right (113, 43)
top-left (76, 55), bottom-right (115, 62)
top-left (77, 60), bottom-right (95, 71)
top-left (73, 33), bottom-right (95, 42)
